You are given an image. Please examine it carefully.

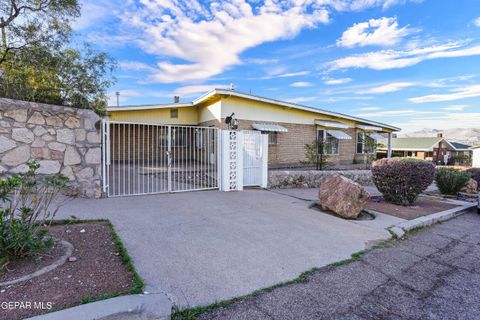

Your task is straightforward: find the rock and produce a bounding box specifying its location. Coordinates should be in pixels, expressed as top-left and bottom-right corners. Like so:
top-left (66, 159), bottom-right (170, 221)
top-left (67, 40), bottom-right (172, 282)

top-left (27, 112), bottom-right (45, 125)
top-left (87, 132), bottom-right (100, 143)
top-left (31, 147), bottom-right (48, 159)
top-left (50, 150), bottom-right (64, 160)
top-left (68, 257), bottom-right (77, 262)
top-left (37, 160), bottom-right (61, 174)
top-left (84, 118), bottom-right (94, 130)
top-left (0, 165), bottom-right (5, 174)
top-left (57, 128), bottom-right (75, 144)
top-left (76, 167), bottom-right (93, 181)
top-left (48, 142), bottom-right (66, 152)
top-left (12, 128), bottom-right (34, 143)
top-left (2, 145), bottom-right (30, 166)
top-left (64, 146), bottom-right (81, 165)
top-left (75, 129), bottom-right (86, 141)
top-left (4, 109), bottom-right (27, 122)
top-left (33, 126), bottom-right (47, 136)
top-left (46, 116), bottom-right (63, 127)
top-left (0, 136), bottom-right (16, 153)
top-left (61, 166), bottom-right (75, 181)
top-left (11, 164), bottom-right (29, 173)
top-left (31, 138), bottom-right (46, 147)
top-left (318, 174), bottom-right (370, 219)
top-left (80, 229), bottom-right (86, 233)
top-left (0, 120), bottom-right (11, 128)
top-left (461, 178), bottom-right (478, 194)
top-left (85, 148), bottom-right (101, 164)
top-left (65, 117), bottom-right (80, 128)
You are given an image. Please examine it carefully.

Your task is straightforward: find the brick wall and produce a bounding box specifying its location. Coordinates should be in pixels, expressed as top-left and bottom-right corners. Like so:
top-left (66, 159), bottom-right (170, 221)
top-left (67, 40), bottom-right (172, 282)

top-left (199, 119), bottom-right (360, 168)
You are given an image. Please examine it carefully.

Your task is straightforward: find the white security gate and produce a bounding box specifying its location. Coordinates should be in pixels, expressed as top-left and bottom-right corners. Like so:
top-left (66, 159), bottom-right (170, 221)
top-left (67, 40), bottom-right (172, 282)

top-left (103, 121), bottom-right (218, 197)
top-left (242, 131), bottom-right (268, 188)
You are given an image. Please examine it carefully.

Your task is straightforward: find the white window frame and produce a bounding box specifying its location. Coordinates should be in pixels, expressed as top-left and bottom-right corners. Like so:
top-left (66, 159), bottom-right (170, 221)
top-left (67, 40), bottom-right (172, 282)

top-left (318, 129), bottom-right (339, 155)
top-left (356, 131), bottom-right (375, 154)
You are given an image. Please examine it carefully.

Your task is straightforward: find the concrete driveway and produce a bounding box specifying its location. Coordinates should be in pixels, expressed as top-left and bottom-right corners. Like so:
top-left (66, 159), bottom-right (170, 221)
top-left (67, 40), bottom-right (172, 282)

top-left (56, 189), bottom-right (391, 309)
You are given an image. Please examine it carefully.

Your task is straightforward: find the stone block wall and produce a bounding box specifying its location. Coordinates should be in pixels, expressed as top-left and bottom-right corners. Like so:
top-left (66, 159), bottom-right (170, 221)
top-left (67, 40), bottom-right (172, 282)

top-left (268, 169), bottom-right (373, 189)
top-left (0, 98), bottom-right (102, 198)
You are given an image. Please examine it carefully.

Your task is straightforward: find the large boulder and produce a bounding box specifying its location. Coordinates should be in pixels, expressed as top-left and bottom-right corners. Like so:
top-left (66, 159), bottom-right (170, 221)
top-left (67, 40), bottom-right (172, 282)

top-left (461, 178), bottom-right (478, 194)
top-left (318, 174), bottom-right (370, 219)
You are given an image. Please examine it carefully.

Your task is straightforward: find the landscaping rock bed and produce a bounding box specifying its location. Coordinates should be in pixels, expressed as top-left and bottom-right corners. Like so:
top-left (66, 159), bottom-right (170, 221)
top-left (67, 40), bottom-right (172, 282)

top-left (365, 196), bottom-right (459, 220)
top-left (0, 222), bottom-right (140, 320)
top-left (268, 169), bottom-right (373, 189)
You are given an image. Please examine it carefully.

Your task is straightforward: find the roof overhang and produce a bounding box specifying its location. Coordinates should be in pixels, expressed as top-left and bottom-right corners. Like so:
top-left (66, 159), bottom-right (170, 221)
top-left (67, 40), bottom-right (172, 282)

top-left (252, 123), bottom-right (288, 132)
top-left (357, 125), bottom-right (383, 131)
top-left (107, 103), bottom-right (193, 112)
top-left (315, 120), bottom-right (350, 129)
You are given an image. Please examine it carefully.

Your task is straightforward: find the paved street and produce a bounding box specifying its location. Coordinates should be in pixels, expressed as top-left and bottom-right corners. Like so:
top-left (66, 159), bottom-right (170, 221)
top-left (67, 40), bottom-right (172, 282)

top-left (194, 210), bottom-right (480, 320)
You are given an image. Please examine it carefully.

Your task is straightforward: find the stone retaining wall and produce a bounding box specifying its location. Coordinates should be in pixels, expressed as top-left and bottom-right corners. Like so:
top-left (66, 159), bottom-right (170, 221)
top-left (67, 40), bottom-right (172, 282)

top-left (0, 98), bottom-right (102, 198)
top-left (268, 169), bottom-right (373, 189)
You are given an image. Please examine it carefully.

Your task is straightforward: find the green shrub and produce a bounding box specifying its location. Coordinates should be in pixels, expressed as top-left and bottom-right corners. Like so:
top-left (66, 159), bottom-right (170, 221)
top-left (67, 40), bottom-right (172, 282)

top-left (371, 158), bottom-right (435, 205)
top-left (435, 168), bottom-right (471, 195)
top-left (0, 161), bottom-right (68, 268)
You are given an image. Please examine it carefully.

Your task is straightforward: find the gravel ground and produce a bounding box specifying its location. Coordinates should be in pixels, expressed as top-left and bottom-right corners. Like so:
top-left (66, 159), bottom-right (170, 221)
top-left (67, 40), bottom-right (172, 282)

top-left (193, 209), bottom-right (480, 320)
top-left (0, 222), bottom-right (136, 320)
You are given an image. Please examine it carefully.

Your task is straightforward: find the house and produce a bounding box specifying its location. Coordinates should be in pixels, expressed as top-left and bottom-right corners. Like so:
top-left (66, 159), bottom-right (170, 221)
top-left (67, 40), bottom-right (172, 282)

top-left (472, 146), bottom-right (480, 167)
top-left (377, 134), bottom-right (472, 164)
top-left (106, 89), bottom-right (399, 168)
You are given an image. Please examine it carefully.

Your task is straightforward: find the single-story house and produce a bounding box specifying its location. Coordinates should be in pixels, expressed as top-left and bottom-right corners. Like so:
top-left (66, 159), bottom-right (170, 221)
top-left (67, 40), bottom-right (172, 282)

top-left (377, 134), bottom-right (472, 164)
top-left (106, 89), bottom-right (399, 168)
top-left (471, 145), bottom-right (480, 167)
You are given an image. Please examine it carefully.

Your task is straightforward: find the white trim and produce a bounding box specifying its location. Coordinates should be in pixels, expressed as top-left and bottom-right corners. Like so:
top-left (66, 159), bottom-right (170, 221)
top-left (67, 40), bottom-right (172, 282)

top-left (314, 120), bottom-right (350, 129)
top-left (109, 89), bottom-right (401, 132)
top-left (356, 125), bottom-right (383, 131)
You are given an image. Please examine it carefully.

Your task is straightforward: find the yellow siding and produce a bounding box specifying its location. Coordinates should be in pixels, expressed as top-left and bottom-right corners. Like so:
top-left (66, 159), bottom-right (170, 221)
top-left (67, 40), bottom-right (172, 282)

top-left (108, 107), bottom-right (198, 125)
top-left (198, 99), bottom-right (222, 123)
top-left (220, 96), bottom-right (393, 132)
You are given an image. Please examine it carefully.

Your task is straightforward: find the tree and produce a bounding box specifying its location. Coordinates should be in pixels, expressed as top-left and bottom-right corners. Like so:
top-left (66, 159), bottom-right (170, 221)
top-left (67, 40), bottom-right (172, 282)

top-left (0, 1), bottom-right (115, 114)
top-left (0, 0), bottom-right (79, 64)
top-left (301, 140), bottom-right (331, 170)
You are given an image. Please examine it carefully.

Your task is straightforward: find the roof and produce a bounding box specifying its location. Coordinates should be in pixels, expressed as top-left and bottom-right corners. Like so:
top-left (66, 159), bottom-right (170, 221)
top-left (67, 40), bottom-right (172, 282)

top-left (450, 142), bottom-right (471, 151)
top-left (107, 89), bottom-right (400, 132)
top-left (378, 137), bottom-right (443, 151)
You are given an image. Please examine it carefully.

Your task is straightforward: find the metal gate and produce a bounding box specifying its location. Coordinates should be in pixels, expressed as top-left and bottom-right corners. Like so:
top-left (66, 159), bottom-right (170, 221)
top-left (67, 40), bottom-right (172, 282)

top-left (242, 131), bottom-right (268, 187)
top-left (102, 121), bottom-right (219, 197)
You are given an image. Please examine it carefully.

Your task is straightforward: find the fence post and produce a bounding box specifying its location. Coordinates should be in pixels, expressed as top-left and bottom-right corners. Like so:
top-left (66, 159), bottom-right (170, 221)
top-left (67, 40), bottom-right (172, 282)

top-left (261, 134), bottom-right (268, 188)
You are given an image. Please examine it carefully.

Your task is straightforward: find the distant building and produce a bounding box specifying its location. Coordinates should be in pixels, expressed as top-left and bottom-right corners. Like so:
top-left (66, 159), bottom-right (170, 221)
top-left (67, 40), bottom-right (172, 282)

top-left (377, 133), bottom-right (472, 164)
top-left (472, 146), bottom-right (480, 167)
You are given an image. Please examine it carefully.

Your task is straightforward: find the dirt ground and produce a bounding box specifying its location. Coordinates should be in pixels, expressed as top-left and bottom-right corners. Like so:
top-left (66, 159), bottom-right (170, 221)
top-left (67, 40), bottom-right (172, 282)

top-left (0, 222), bottom-right (137, 320)
top-left (366, 196), bottom-right (458, 220)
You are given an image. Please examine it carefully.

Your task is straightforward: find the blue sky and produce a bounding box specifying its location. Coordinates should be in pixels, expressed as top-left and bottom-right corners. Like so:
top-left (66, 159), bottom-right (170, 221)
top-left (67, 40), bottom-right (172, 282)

top-left (74, 0), bottom-right (480, 132)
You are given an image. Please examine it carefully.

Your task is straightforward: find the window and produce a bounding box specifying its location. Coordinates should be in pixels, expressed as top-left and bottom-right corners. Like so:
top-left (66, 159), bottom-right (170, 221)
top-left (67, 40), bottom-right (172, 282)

top-left (268, 132), bottom-right (278, 145)
top-left (318, 130), bottom-right (339, 155)
top-left (357, 132), bottom-right (375, 154)
top-left (170, 108), bottom-right (178, 119)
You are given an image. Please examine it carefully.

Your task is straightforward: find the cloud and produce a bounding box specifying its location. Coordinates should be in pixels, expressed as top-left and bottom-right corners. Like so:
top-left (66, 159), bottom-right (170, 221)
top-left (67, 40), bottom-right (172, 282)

top-left (290, 82), bottom-right (313, 87)
top-left (358, 106), bottom-right (381, 111)
top-left (337, 17), bottom-right (415, 48)
top-left (119, 61), bottom-right (157, 73)
top-left (391, 112), bottom-right (480, 132)
top-left (441, 105), bottom-right (470, 111)
top-left (173, 84), bottom-right (230, 96)
top-left (474, 17), bottom-right (480, 27)
top-left (409, 85), bottom-right (480, 103)
top-left (357, 82), bottom-right (415, 94)
top-left (328, 42), bottom-right (480, 71)
top-left (245, 58), bottom-right (279, 65)
top-left (324, 77), bottom-right (352, 85)
top-left (354, 109), bottom-right (439, 117)
top-left (261, 70), bottom-right (311, 80)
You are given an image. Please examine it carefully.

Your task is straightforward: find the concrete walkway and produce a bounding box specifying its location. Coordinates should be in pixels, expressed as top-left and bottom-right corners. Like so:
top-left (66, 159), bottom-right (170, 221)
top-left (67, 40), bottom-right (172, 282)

top-left (50, 188), bottom-right (391, 317)
top-left (196, 210), bottom-right (480, 320)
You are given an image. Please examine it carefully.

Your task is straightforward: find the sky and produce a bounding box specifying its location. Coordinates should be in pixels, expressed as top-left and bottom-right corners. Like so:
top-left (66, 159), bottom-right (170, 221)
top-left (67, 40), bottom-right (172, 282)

top-left (73, 0), bottom-right (480, 133)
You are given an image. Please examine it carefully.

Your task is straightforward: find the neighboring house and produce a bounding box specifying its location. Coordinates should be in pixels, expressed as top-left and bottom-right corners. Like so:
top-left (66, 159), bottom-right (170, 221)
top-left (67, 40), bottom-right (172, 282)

top-left (472, 146), bottom-right (480, 167)
top-left (377, 134), bottom-right (472, 164)
top-left (106, 89), bottom-right (399, 168)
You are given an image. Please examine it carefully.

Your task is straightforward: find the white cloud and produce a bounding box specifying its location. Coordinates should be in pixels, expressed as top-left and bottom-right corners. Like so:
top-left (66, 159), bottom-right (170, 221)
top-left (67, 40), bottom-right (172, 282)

top-left (337, 17), bottom-right (414, 48)
top-left (355, 109), bottom-right (439, 117)
top-left (291, 82), bottom-right (313, 87)
top-left (392, 112), bottom-right (480, 132)
top-left (442, 105), bottom-right (470, 111)
top-left (358, 106), bottom-right (381, 111)
top-left (357, 82), bottom-right (415, 94)
top-left (409, 85), bottom-right (480, 103)
top-left (474, 17), bottom-right (480, 27)
top-left (119, 61), bottom-right (157, 73)
top-left (277, 71), bottom-right (311, 78)
top-left (328, 42), bottom-right (480, 71)
top-left (324, 77), bottom-right (352, 85)
top-left (261, 70), bottom-right (311, 80)
top-left (245, 58), bottom-right (279, 65)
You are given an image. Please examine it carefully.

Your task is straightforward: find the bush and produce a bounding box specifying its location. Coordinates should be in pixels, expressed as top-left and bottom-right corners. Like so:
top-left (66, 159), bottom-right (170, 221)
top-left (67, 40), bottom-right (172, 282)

top-left (435, 168), bottom-right (471, 195)
top-left (0, 161), bottom-right (68, 269)
top-left (371, 158), bottom-right (435, 205)
top-left (466, 168), bottom-right (480, 187)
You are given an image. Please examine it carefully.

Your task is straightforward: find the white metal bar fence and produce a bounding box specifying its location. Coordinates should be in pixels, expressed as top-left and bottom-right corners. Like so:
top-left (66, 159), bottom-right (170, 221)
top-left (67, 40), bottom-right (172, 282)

top-left (105, 121), bottom-right (218, 197)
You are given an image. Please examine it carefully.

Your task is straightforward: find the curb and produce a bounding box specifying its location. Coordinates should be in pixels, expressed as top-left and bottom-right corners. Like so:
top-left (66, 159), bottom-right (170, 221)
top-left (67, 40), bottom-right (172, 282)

top-left (26, 292), bottom-right (172, 320)
top-left (389, 201), bottom-right (477, 238)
